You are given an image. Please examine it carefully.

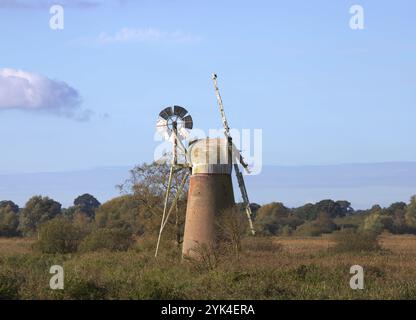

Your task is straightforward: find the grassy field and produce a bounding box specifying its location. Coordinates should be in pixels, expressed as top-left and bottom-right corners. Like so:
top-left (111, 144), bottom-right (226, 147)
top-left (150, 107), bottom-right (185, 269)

top-left (1, 234), bottom-right (416, 300)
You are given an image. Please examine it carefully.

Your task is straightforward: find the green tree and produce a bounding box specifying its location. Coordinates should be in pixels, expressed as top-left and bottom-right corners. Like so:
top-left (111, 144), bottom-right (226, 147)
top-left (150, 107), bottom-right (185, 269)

top-left (95, 195), bottom-right (141, 234)
top-left (0, 201), bottom-right (19, 213)
top-left (62, 206), bottom-right (77, 220)
top-left (248, 203), bottom-right (261, 220)
top-left (405, 196), bottom-right (416, 230)
top-left (385, 202), bottom-right (407, 233)
top-left (19, 196), bottom-right (62, 237)
top-left (73, 194), bottom-right (101, 219)
top-left (362, 204), bottom-right (398, 234)
top-left (0, 201), bottom-right (20, 237)
top-left (72, 212), bottom-right (93, 238)
top-left (370, 204), bottom-right (383, 214)
top-left (79, 228), bottom-right (133, 252)
top-left (294, 200), bottom-right (354, 221)
top-left (118, 161), bottom-right (188, 244)
top-left (315, 200), bottom-right (346, 218)
top-left (294, 221), bottom-right (322, 237)
top-left (37, 217), bottom-right (82, 254)
top-left (256, 202), bottom-right (290, 221)
top-left (294, 212), bottom-right (337, 236)
top-left (293, 203), bottom-right (315, 220)
top-left (336, 200), bottom-right (354, 216)
top-left (386, 202), bottom-right (407, 216)
top-left (363, 212), bottom-right (384, 234)
top-left (315, 212), bottom-right (338, 233)
top-left (255, 202), bottom-right (302, 235)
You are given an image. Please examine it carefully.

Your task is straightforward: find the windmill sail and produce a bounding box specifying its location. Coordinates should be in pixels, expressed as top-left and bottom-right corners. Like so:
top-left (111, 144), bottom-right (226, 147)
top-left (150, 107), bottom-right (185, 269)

top-left (211, 73), bottom-right (256, 235)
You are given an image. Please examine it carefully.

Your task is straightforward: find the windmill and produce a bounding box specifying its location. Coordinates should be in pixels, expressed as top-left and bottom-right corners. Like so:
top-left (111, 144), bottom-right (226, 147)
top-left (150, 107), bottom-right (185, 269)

top-left (154, 75), bottom-right (256, 259)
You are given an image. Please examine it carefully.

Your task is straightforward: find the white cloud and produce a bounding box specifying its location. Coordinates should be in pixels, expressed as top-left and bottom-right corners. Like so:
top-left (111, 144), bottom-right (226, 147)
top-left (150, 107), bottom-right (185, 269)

top-left (0, 68), bottom-right (91, 121)
top-left (96, 27), bottom-right (201, 45)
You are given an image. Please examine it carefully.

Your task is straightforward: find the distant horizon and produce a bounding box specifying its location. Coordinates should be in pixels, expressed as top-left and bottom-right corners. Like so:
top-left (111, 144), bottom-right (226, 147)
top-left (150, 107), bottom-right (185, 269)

top-left (2, 159), bottom-right (416, 174)
top-left (1, 161), bottom-right (415, 210)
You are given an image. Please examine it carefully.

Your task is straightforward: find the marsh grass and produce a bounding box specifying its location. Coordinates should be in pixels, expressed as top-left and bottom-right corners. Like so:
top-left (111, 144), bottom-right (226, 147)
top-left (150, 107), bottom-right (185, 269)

top-left (331, 230), bottom-right (383, 254)
top-left (1, 235), bottom-right (416, 300)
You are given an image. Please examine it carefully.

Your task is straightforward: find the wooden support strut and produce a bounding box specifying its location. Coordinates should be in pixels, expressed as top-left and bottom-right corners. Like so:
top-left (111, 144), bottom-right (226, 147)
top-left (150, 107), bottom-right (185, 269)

top-left (155, 125), bottom-right (190, 258)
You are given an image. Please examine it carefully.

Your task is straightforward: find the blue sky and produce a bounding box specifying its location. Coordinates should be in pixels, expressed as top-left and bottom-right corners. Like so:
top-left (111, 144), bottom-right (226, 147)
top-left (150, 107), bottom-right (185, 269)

top-left (2, 163), bottom-right (416, 209)
top-left (0, 0), bottom-right (415, 207)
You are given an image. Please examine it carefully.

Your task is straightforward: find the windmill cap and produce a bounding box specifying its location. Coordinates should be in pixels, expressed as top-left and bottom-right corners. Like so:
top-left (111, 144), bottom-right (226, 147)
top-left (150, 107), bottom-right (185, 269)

top-left (188, 138), bottom-right (233, 175)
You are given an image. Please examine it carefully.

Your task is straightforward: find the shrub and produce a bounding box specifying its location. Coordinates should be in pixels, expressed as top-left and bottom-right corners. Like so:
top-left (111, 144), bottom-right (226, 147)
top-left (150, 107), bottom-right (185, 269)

top-left (19, 196), bottom-right (62, 236)
top-left (255, 202), bottom-right (304, 235)
top-left (294, 213), bottom-right (337, 237)
top-left (0, 273), bottom-right (20, 299)
top-left (279, 224), bottom-right (293, 236)
top-left (65, 276), bottom-right (108, 300)
top-left (294, 222), bottom-right (323, 237)
top-left (216, 206), bottom-right (247, 258)
top-left (136, 268), bottom-right (189, 299)
top-left (79, 228), bottom-right (133, 252)
top-left (72, 212), bottom-right (94, 238)
top-left (0, 207), bottom-right (19, 237)
top-left (95, 196), bottom-right (142, 234)
top-left (37, 218), bottom-right (83, 254)
top-left (405, 195), bottom-right (416, 229)
top-left (182, 242), bottom-right (220, 272)
top-left (362, 213), bottom-right (385, 234)
top-left (243, 237), bottom-right (282, 253)
top-left (73, 193), bottom-right (101, 219)
top-left (332, 230), bottom-right (381, 253)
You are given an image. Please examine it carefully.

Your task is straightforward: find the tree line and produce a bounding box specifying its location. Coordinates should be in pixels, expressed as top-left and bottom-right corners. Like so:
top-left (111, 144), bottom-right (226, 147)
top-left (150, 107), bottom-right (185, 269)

top-left (1, 161), bottom-right (416, 246)
top-left (253, 197), bottom-right (416, 237)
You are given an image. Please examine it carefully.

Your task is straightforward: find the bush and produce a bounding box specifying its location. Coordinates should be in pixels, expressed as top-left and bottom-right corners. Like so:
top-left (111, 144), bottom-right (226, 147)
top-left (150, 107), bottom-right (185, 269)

top-left (332, 230), bottom-right (382, 253)
top-left (79, 228), bottom-right (133, 252)
top-left (37, 218), bottom-right (83, 254)
top-left (294, 222), bottom-right (323, 237)
top-left (19, 196), bottom-right (62, 236)
top-left (405, 195), bottom-right (416, 229)
top-left (314, 212), bottom-right (337, 233)
top-left (65, 275), bottom-right (108, 300)
top-left (255, 202), bottom-right (304, 235)
top-left (243, 237), bottom-right (282, 253)
top-left (95, 196), bottom-right (142, 234)
top-left (0, 273), bottom-right (20, 299)
top-left (216, 206), bottom-right (247, 258)
top-left (362, 213), bottom-right (385, 234)
top-left (294, 213), bottom-right (337, 237)
top-left (0, 208), bottom-right (19, 237)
